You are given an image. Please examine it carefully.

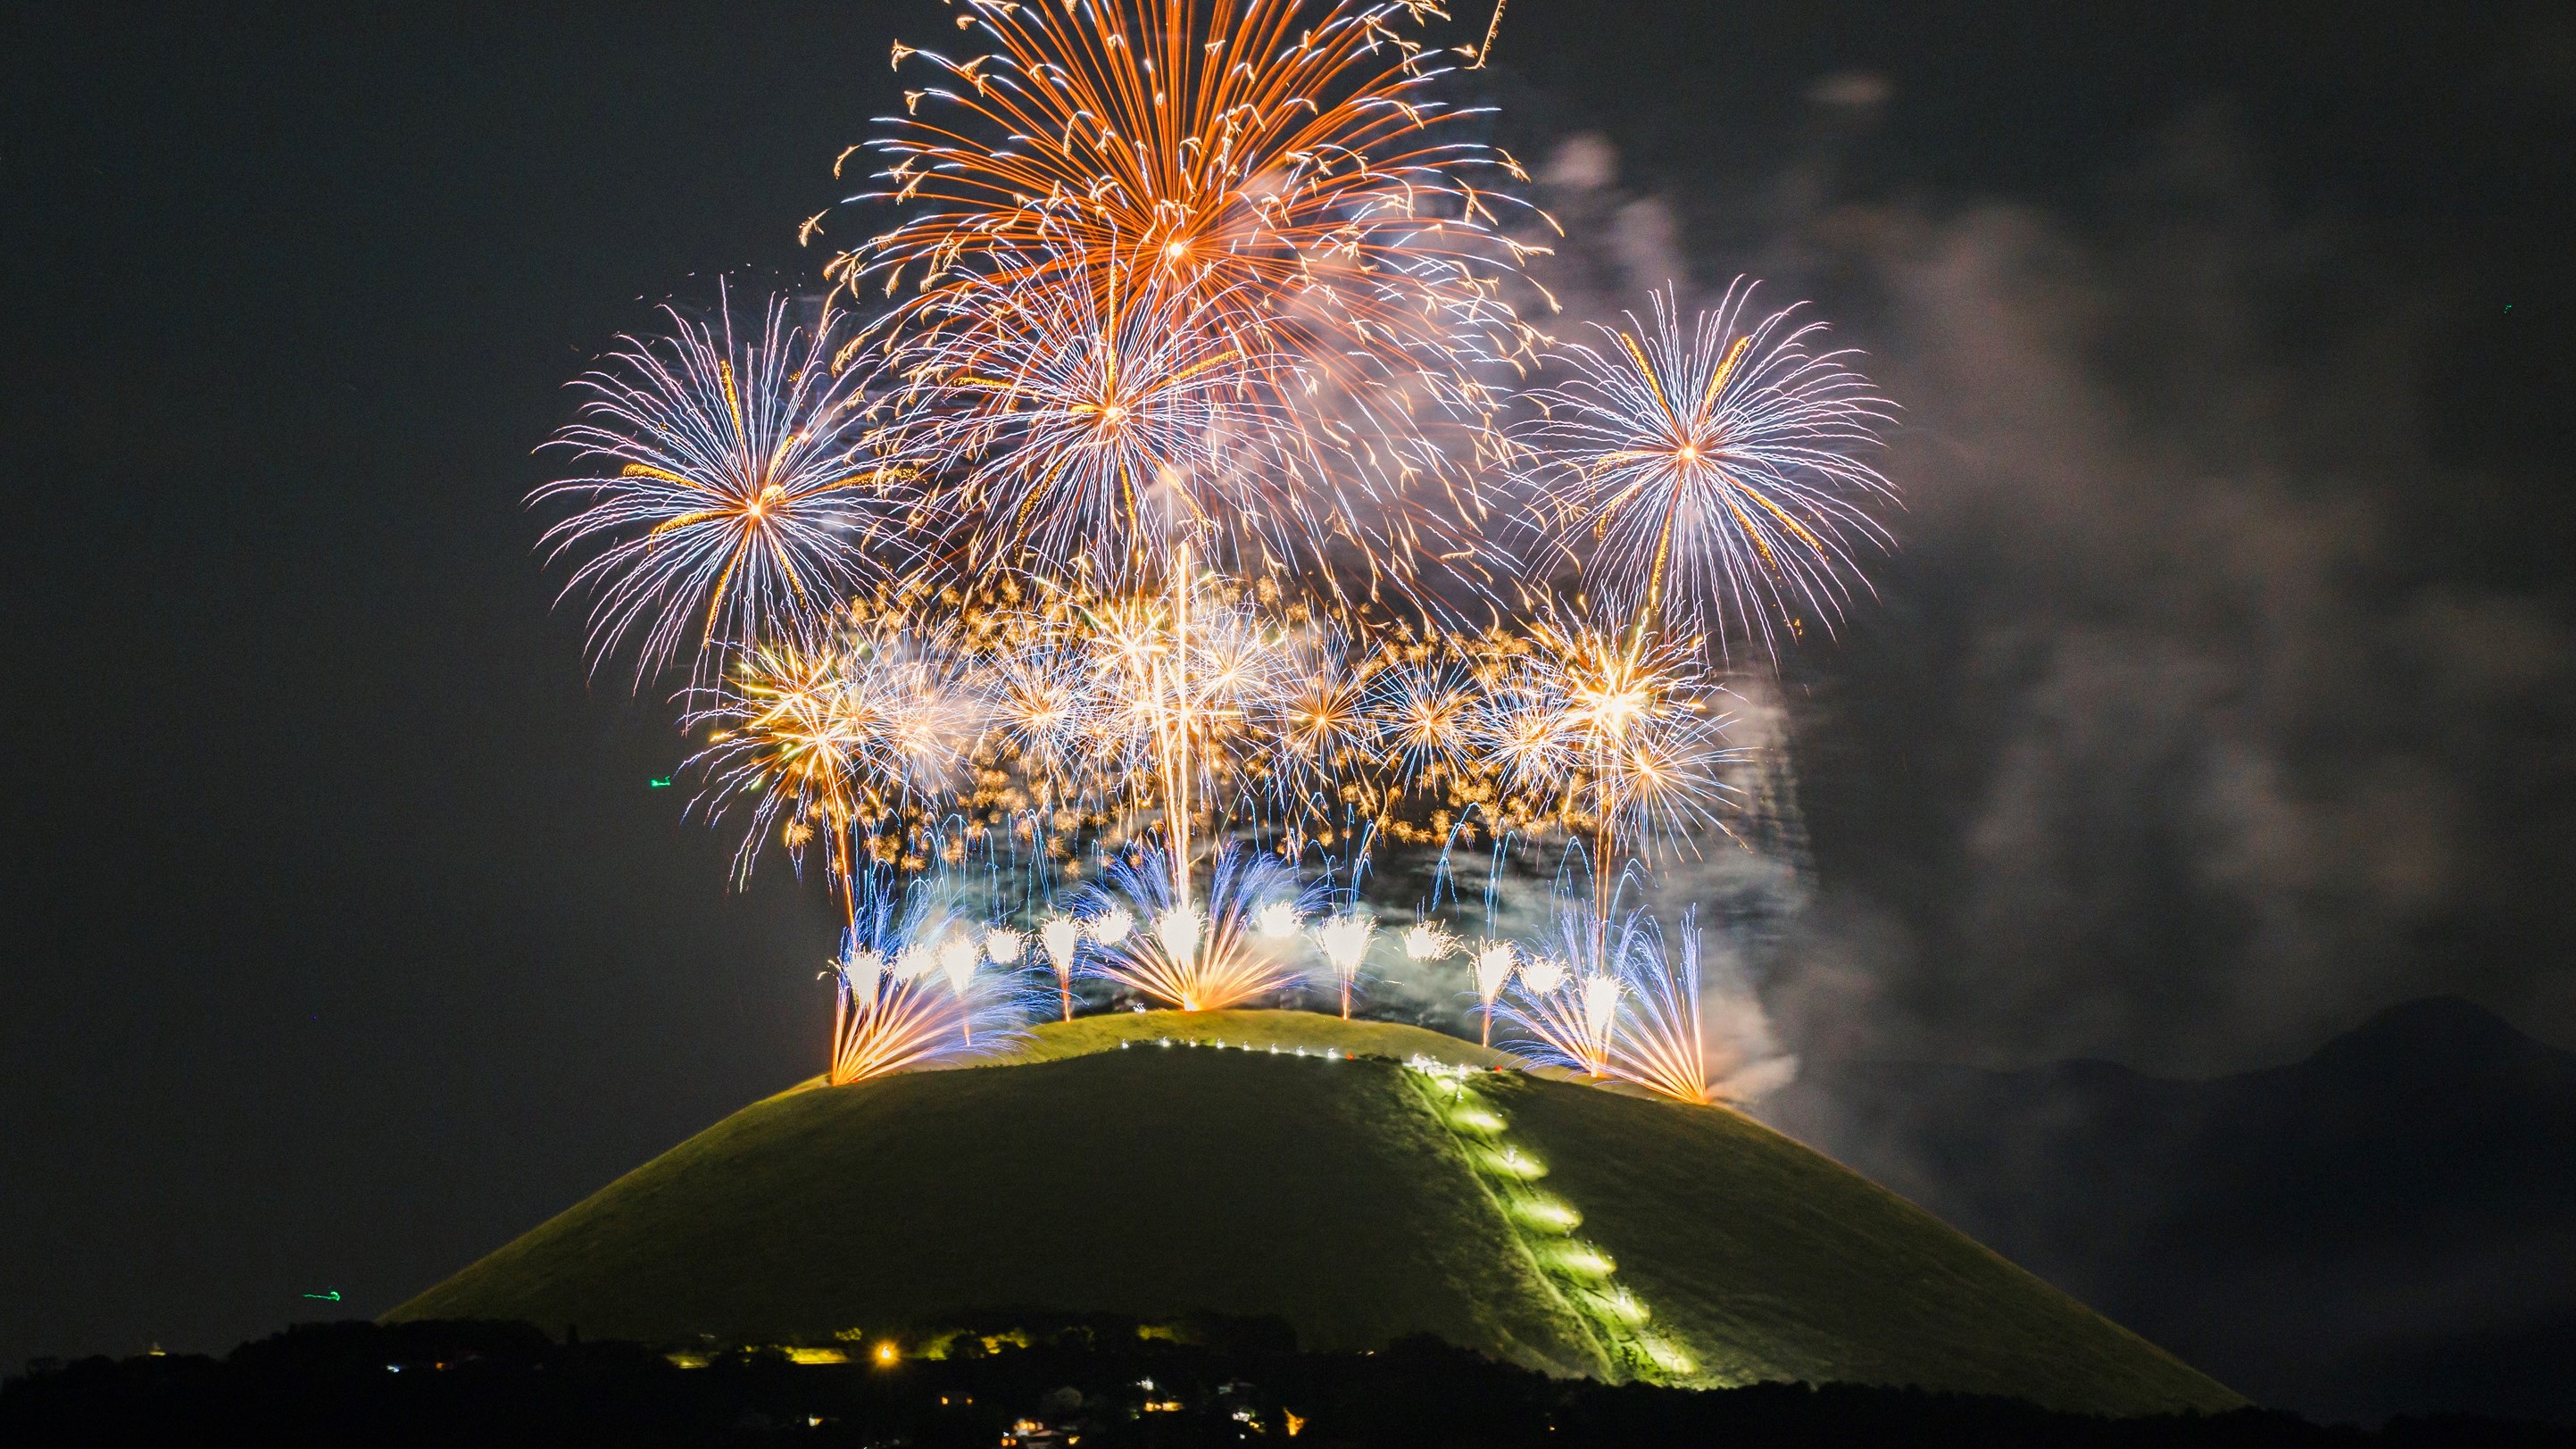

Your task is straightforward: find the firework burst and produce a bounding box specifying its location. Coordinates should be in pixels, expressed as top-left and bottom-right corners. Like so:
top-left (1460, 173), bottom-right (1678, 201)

top-left (1075, 844), bottom-right (1321, 1010)
top-left (843, 0), bottom-right (1544, 601)
top-left (1366, 654), bottom-right (1479, 802)
top-left (1265, 622), bottom-right (1377, 820)
top-left (535, 289), bottom-right (916, 685)
top-left (1520, 282), bottom-right (1894, 662)
top-left (985, 635), bottom-right (1098, 799)
top-left (1470, 618), bottom-right (1741, 906)
top-left (683, 639), bottom-right (860, 890)
top-left (686, 614), bottom-right (987, 898)
top-left (875, 239), bottom-right (1290, 588)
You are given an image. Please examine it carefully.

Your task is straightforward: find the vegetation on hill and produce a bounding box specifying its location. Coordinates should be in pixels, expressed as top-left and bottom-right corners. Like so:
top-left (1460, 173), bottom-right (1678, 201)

top-left (391, 1011), bottom-right (2239, 1416)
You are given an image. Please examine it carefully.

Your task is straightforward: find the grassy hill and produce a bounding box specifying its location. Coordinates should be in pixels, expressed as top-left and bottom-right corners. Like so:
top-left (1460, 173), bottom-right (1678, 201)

top-left (389, 1010), bottom-right (2238, 1415)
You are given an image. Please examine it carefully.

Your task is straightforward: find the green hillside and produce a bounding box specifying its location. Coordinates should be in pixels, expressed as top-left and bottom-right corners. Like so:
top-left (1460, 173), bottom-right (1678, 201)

top-left (390, 1010), bottom-right (2238, 1415)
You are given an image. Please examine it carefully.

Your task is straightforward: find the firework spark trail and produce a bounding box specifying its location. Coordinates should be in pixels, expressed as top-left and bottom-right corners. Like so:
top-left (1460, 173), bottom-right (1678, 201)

top-left (1469, 0), bottom-right (1506, 66)
top-left (1315, 910), bottom-right (1375, 1019)
top-left (534, 288), bottom-right (918, 686)
top-left (872, 235), bottom-right (1296, 591)
top-left (1497, 904), bottom-right (1655, 1078)
top-left (1606, 908), bottom-right (1715, 1103)
top-left (828, 874), bottom-right (1030, 1083)
top-left (685, 614), bottom-right (989, 903)
top-left (1519, 282), bottom-right (1895, 664)
top-left (843, 0), bottom-right (1548, 604)
top-left (1075, 844), bottom-right (1322, 1010)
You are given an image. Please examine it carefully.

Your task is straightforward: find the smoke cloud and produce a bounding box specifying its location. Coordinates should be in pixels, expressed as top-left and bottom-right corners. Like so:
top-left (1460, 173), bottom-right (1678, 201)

top-left (1513, 110), bottom-right (2576, 1075)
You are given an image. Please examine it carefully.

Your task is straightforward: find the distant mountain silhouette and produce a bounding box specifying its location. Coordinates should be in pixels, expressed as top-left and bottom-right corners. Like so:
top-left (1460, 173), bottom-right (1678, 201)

top-left (1758, 997), bottom-right (2576, 1425)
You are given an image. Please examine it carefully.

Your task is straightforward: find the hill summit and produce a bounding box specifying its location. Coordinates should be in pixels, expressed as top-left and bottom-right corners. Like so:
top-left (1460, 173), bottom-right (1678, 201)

top-left (390, 1010), bottom-right (2236, 1415)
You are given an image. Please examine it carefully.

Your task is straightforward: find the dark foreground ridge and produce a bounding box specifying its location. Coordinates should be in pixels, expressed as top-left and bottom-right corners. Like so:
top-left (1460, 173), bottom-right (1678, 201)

top-left (5, 1320), bottom-right (2565, 1449)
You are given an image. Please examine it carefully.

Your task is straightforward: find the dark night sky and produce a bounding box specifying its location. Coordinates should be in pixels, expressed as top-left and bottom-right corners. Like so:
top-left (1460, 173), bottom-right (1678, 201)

top-left (4, 0), bottom-right (2571, 1383)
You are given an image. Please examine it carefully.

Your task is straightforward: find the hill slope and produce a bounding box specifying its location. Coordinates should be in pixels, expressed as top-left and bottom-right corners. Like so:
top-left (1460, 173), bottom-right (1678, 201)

top-left (390, 1011), bottom-right (2236, 1415)
top-left (1759, 996), bottom-right (2576, 1423)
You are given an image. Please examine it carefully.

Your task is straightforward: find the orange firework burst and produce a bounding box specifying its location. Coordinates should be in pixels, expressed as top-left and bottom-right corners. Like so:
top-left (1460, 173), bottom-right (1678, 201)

top-left (686, 639), bottom-right (862, 891)
top-left (840, 0), bottom-right (1545, 595)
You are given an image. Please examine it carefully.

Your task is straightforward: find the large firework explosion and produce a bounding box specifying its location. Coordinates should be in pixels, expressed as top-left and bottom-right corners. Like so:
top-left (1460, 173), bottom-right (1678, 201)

top-left (534, 287), bottom-right (919, 686)
top-left (836, 0), bottom-right (1546, 604)
top-left (1518, 282), bottom-right (1895, 663)
top-left (529, 0), bottom-right (1893, 1096)
top-left (868, 229), bottom-right (1298, 590)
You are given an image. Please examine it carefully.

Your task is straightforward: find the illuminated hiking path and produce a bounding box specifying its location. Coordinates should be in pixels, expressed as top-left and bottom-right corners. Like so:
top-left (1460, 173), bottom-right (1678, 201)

top-left (1401, 1057), bottom-right (1697, 1384)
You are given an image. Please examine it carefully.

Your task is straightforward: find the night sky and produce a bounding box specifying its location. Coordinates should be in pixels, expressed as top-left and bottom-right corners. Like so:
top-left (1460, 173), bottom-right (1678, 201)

top-left (6, 0), bottom-right (2571, 1393)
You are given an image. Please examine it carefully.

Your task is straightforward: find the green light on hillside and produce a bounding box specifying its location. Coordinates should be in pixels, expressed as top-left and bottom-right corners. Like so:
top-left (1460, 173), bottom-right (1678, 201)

top-left (1478, 1145), bottom-right (1546, 1180)
top-left (1403, 1057), bottom-right (1691, 1387)
top-left (1545, 1243), bottom-right (1617, 1278)
top-left (1591, 1287), bottom-right (1649, 1326)
top-left (1634, 1336), bottom-right (1697, 1377)
top-left (1508, 1195), bottom-right (1581, 1233)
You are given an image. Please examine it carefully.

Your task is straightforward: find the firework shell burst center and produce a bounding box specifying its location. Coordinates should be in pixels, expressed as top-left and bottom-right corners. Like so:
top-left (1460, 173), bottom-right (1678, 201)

top-left (528, 0), bottom-right (1893, 1101)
